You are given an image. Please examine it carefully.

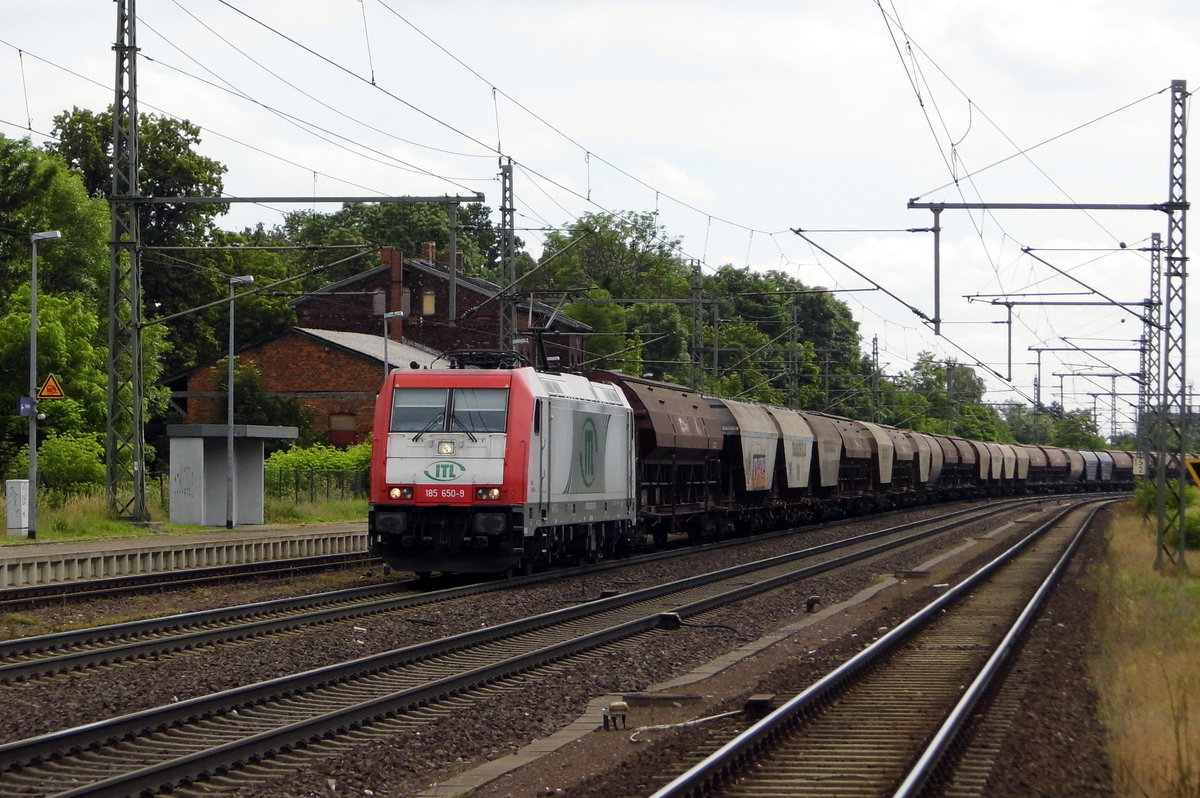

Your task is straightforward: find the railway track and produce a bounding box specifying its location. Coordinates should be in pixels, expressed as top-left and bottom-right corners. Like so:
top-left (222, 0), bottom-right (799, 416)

top-left (0, 499), bottom-right (1061, 797)
top-left (0, 499), bottom-right (1043, 686)
top-left (0, 496), bottom-right (1047, 612)
top-left (646, 498), bottom-right (1112, 798)
top-left (0, 552), bottom-right (382, 612)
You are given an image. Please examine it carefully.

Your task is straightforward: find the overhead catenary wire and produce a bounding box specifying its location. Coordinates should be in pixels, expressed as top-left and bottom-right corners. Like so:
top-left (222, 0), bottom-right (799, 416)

top-left (874, 0), bottom-right (1161, 387)
top-left (0, 37), bottom-right (482, 221)
top-left (4, 8), bottom-right (1153, 421)
top-left (216, 0), bottom-right (498, 157)
top-left (140, 50), bottom-right (485, 192)
top-left (869, 7), bottom-right (1167, 414)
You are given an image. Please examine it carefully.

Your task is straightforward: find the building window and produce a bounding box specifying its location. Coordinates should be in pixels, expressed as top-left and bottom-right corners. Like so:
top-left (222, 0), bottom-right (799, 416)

top-left (422, 289), bottom-right (436, 316)
top-left (329, 413), bottom-right (358, 447)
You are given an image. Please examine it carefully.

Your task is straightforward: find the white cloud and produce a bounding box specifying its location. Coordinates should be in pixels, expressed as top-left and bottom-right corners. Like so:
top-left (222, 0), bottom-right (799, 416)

top-left (3, 0), bottom-right (1193, 430)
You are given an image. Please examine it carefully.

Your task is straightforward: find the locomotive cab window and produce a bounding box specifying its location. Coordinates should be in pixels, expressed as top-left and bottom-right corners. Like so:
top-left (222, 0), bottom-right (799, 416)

top-left (451, 388), bottom-right (508, 433)
top-left (390, 387), bottom-right (508, 434)
top-left (390, 388), bottom-right (448, 432)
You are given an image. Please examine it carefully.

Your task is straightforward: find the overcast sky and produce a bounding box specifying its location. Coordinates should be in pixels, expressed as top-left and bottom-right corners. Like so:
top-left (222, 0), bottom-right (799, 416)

top-left (4, 1), bottom-right (1198, 436)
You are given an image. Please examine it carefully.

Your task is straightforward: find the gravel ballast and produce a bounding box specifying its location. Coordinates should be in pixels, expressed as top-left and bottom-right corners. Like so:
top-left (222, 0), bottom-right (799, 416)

top-left (0, 500), bottom-right (1113, 797)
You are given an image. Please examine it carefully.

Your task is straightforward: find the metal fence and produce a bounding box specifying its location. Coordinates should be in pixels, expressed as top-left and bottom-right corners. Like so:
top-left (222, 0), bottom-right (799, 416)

top-left (264, 468), bottom-right (369, 503)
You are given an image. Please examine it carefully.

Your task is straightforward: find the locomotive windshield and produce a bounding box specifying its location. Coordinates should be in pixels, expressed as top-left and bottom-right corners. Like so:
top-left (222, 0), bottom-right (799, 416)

top-left (390, 388), bottom-right (448, 432)
top-left (452, 388), bottom-right (508, 433)
top-left (390, 387), bottom-right (508, 434)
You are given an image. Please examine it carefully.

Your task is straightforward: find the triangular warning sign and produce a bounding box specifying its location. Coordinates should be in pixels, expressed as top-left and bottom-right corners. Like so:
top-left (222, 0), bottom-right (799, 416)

top-left (37, 374), bottom-right (66, 400)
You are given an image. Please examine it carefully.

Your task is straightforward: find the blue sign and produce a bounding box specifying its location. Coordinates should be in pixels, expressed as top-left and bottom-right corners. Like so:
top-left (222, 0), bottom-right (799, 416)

top-left (17, 397), bottom-right (32, 417)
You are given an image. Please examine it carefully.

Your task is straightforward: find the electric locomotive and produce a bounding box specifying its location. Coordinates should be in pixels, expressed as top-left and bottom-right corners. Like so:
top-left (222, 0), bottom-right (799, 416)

top-left (368, 351), bottom-right (637, 576)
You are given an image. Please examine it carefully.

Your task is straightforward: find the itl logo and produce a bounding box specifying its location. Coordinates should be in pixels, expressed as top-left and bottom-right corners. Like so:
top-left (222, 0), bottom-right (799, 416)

top-left (578, 417), bottom-right (597, 487)
top-left (424, 461), bottom-right (466, 481)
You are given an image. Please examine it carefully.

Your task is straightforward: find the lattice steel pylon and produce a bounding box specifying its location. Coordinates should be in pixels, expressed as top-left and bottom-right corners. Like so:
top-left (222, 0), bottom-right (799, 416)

top-left (1138, 233), bottom-right (1161, 473)
top-left (106, 0), bottom-right (148, 520)
top-left (497, 158), bottom-right (518, 350)
top-left (1155, 80), bottom-right (1189, 571)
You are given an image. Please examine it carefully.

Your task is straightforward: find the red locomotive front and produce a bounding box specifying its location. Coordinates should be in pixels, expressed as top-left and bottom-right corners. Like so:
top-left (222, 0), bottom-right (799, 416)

top-left (369, 368), bottom-right (533, 575)
top-left (369, 362), bottom-right (637, 576)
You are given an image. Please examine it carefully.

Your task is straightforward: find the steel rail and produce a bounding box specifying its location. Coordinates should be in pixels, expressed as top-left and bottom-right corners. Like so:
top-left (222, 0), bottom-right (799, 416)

top-left (0, 499), bottom-right (1044, 683)
top-left (0, 552), bottom-right (378, 611)
top-left (892, 501), bottom-right (1114, 797)
top-left (646, 498), bottom-right (1107, 798)
top-left (0, 501), bottom-right (1051, 796)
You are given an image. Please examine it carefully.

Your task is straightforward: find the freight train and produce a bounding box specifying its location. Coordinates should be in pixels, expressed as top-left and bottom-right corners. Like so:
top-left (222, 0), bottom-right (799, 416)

top-left (367, 351), bottom-right (1135, 576)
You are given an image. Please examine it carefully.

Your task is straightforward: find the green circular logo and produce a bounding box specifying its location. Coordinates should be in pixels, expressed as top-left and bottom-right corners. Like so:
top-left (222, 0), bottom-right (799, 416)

top-left (424, 461), bottom-right (466, 481)
top-left (579, 418), bottom-right (597, 487)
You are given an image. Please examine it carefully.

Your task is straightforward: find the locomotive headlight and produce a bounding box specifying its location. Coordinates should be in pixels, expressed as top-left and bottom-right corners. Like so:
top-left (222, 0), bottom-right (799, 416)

top-left (475, 487), bottom-right (501, 500)
top-left (437, 440), bottom-right (455, 455)
top-left (389, 487), bottom-right (414, 500)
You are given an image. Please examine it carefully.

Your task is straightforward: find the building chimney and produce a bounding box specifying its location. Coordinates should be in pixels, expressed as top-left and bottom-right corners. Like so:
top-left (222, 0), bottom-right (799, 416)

top-left (382, 247), bottom-right (405, 338)
top-left (420, 242), bottom-right (436, 262)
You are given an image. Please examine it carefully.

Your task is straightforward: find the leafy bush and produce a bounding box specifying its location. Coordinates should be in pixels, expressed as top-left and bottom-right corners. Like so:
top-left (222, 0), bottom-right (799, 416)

top-left (6, 432), bottom-right (105, 503)
top-left (264, 442), bottom-right (371, 503)
top-left (1132, 479), bottom-right (1200, 550)
top-left (265, 440), bottom-right (371, 472)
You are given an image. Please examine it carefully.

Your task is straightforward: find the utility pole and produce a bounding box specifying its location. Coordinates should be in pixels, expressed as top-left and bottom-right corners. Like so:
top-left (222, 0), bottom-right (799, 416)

top-left (910, 82), bottom-right (1188, 570)
top-left (789, 305), bottom-right (801, 408)
top-left (691, 259), bottom-right (703, 390)
top-left (105, 3), bottom-right (486, 522)
top-left (1157, 79), bottom-right (1189, 572)
top-left (711, 303), bottom-right (720, 378)
top-left (871, 335), bottom-right (881, 422)
top-left (498, 158), bottom-right (517, 349)
top-left (447, 201), bottom-right (459, 326)
top-left (1111, 376), bottom-right (1118, 441)
top-left (1139, 232), bottom-right (1162, 479)
top-left (107, 0), bottom-right (147, 520)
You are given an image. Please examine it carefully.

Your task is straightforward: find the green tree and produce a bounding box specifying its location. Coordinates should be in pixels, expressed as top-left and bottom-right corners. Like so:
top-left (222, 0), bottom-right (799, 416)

top-left (0, 288), bottom-right (105, 474)
top-left (1000, 403), bottom-right (1057, 445)
top-left (707, 320), bottom-right (786, 405)
top-left (537, 211), bottom-right (690, 299)
top-left (457, 202), bottom-right (519, 283)
top-left (0, 284), bottom-right (170, 479)
top-left (626, 302), bottom-right (690, 382)
top-left (6, 433), bottom-right (106, 500)
top-left (47, 107), bottom-right (239, 376)
top-left (702, 265), bottom-right (866, 412)
top-left (955, 404), bottom-right (1013, 442)
top-left (892, 352), bottom-right (1013, 439)
top-left (0, 134), bottom-right (109, 304)
top-left (563, 292), bottom-right (632, 371)
top-left (277, 202), bottom-right (496, 288)
top-left (217, 361), bottom-right (314, 449)
top-left (1049, 408), bottom-right (1107, 449)
top-left (48, 108), bottom-right (228, 237)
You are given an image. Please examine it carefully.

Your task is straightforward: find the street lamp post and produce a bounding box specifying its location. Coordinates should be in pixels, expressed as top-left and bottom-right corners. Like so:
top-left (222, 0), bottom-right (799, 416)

top-left (227, 275), bottom-right (255, 529)
top-left (382, 310), bottom-right (406, 380)
top-left (28, 230), bottom-right (61, 540)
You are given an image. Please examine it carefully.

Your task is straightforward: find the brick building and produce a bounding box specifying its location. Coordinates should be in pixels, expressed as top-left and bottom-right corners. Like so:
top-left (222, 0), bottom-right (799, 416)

top-left (170, 246), bottom-right (591, 447)
top-left (175, 328), bottom-right (440, 446)
top-left (292, 245), bottom-right (589, 366)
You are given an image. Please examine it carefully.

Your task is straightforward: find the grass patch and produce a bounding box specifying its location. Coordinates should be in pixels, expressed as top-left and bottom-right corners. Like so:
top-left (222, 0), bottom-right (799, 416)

top-left (5, 492), bottom-right (164, 543)
top-left (264, 497), bottom-right (366, 524)
top-left (1093, 503), bottom-right (1200, 798)
top-left (0, 489), bottom-right (365, 543)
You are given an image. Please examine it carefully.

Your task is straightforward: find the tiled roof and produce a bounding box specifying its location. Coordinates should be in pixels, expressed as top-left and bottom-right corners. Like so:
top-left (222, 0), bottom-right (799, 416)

top-left (296, 327), bottom-right (445, 369)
